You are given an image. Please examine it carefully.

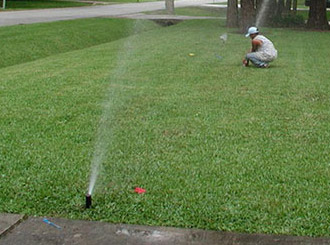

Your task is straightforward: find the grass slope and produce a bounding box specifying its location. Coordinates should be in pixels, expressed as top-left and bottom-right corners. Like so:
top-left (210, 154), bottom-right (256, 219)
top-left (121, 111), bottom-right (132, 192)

top-left (0, 18), bottom-right (159, 69)
top-left (1, 19), bottom-right (330, 237)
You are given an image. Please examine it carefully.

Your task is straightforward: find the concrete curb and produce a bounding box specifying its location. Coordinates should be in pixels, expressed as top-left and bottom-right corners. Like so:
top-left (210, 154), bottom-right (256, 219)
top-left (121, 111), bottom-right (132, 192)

top-left (1, 215), bottom-right (330, 245)
top-left (0, 213), bottom-right (25, 237)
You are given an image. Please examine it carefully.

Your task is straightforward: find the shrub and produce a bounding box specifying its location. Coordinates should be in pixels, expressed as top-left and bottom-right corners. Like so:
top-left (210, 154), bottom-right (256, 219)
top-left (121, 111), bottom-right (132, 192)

top-left (271, 14), bottom-right (305, 27)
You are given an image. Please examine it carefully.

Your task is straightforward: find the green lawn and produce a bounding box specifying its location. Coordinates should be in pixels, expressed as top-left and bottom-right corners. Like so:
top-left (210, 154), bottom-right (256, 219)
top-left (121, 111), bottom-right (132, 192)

top-left (97, 0), bottom-right (159, 3)
top-left (145, 6), bottom-right (227, 17)
top-left (0, 18), bottom-right (159, 69)
top-left (0, 0), bottom-right (157, 10)
top-left (0, 0), bottom-right (92, 10)
top-left (1, 17), bottom-right (330, 237)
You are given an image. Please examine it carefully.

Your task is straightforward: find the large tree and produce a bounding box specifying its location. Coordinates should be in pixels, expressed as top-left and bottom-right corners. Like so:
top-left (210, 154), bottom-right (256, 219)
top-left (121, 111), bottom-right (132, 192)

top-left (165, 0), bottom-right (175, 15)
top-left (284, 0), bottom-right (292, 15)
top-left (307, 0), bottom-right (329, 29)
top-left (226, 0), bottom-right (239, 27)
top-left (276, 0), bottom-right (285, 17)
top-left (292, 0), bottom-right (298, 15)
top-left (240, 0), bottom-right (255, 31)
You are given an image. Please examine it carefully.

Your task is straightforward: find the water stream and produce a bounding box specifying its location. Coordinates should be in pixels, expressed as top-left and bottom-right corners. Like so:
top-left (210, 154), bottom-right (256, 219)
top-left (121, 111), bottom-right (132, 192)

top-left (87, 20), bottom-right (141, 196)
top-left (255, 0), bottom-right (272, 27)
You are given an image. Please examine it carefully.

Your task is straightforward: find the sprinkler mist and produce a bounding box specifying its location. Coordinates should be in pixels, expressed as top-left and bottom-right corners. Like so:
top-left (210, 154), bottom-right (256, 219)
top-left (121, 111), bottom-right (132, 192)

top-left (85, 19), bottom-right (140, 211)
top-left (255, 0), bottom-right (271, 27)
top-left (86, 132), bottom-right (106, 209)
top-left (220, 33), bottom-right (228, 43)
top-left (215, 33), bottom-right (227, 60)
top-left (85, 194), bottom-right (92, 209)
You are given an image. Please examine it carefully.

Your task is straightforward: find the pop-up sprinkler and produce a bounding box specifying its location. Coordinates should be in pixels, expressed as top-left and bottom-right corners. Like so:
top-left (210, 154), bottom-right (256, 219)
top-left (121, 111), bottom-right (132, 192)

top-left (85, 194), bottom-right (92, 209)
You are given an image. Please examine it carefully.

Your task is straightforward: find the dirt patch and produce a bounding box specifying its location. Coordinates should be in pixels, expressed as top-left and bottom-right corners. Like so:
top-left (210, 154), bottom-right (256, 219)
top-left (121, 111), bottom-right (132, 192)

top-left (151, 19), bottom-right (183, 26)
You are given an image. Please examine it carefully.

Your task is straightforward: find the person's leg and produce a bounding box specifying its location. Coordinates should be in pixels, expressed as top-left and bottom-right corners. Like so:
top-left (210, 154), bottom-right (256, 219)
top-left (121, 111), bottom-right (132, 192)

top-left (246, 53), bottom-right (269, 68)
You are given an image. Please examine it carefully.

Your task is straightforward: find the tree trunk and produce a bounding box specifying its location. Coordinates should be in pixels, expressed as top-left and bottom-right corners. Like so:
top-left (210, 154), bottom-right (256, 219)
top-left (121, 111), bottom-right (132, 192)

top-left (256, 0), bottom-right (262, 10)
top-left (292, 0), bottom-right (297, 15)
top-left (276, 0), bottom-right (285, 17)
top-left (226, 0), bottom-right (239, 27)
top-left (240, 0), bottom-right (255, 32)
top-left (165, 0), bottom-right (175, 15)
top-left (307, 0), bottom-right (330, 30)
top-left (268, 0), bottom-right (277, 19)
top-left (284, 0), bottom-right (292, 15)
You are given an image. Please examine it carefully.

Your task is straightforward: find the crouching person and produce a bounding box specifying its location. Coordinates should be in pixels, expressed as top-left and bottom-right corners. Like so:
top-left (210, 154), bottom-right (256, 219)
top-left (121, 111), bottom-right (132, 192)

top-left (242, 27), bottom-right (278, 68)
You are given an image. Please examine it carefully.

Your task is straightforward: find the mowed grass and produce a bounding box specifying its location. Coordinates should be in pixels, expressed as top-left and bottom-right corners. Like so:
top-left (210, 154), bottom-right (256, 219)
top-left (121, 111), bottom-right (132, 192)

top-left (98, 0), bottom-right (158, 2)
top-left (0, 0), bottom-right (156, 10)
top-left (0, 18), bottom-right (159, 69)
top-left (145, 6), bottom-right (227, 17)
top-left (1, 17), bottom-right (330, 237)
top-left (0, 0), bottom-right (91, 10)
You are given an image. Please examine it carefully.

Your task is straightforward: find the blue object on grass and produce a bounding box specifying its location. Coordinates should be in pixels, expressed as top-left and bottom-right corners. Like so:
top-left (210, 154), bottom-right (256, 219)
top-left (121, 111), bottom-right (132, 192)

top-left (43, 218), bottom-right (62, 229)
top-left (215, 54), bottom-right (223, 60)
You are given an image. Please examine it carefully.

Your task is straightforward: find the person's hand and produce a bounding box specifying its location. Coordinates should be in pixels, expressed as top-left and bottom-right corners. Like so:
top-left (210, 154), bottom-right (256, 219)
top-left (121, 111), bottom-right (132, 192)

top-left (242, 59), bottom-right (249, 67)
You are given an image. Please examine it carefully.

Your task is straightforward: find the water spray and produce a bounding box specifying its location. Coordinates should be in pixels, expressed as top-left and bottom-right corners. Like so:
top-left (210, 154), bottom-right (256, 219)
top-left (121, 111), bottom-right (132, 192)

top-left (219, 33), bottom-right (228, 43)
top-left (85, 193), bottom-right (92, 208)
top-left (216, 33), bottom-right (227, 61)
top-left (85, 19), bottom-right (140, 209)
top-left (255, 0), bottom-right (271, 27)
top-left (86, 130), bottom-right (105, 209)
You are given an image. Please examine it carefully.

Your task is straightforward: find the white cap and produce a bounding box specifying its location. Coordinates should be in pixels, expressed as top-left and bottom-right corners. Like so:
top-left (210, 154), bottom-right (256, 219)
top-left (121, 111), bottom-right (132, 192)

top-left (245, 27), bottom-right (259, 37)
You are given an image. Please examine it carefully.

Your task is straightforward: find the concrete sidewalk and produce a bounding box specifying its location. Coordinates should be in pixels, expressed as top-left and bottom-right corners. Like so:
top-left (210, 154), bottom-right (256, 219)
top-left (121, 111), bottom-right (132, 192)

top-left (1, 213), bottom-right (330, 245)
top-left (0, 0), bottom-right (226, 27)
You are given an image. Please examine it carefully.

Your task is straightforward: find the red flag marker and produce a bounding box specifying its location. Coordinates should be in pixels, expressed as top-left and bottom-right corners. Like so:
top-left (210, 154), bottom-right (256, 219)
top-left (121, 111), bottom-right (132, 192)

top-left (134, 187), bottom-right (146, 194)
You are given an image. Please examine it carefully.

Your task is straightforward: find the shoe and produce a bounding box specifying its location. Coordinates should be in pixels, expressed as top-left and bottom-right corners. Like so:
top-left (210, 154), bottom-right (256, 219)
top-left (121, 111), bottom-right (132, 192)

top-left (260, 63), bottom-right (269, 68)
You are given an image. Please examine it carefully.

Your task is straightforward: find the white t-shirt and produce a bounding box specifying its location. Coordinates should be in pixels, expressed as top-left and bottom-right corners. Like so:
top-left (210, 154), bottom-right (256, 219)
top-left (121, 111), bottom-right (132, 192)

top-left (254, 35), bottom-right (278, 61)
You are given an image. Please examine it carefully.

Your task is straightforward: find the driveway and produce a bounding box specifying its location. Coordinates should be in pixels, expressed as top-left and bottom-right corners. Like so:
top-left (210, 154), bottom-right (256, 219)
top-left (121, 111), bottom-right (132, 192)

top-left (0, 0), bottom-right (226, 27)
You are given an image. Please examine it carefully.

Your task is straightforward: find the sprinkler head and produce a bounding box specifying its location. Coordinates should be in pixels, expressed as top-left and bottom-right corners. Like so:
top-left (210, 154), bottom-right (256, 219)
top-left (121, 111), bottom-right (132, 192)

top-left (85, 194), bottom-right (92, 209)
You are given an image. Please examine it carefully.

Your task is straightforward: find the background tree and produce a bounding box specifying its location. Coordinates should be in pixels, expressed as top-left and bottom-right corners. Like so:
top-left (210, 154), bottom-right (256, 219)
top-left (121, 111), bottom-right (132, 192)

top-left (226, 0), bottom-right (239, 27)
top-left (233, 0), bottom-right (328, 30)
top-left (307, 0), bottom-right (329, 29)
top-left (240, 0), bottom-right (255, 31)
top-left (276, 0), bottom-right (285, 17)
top-left (284, 0), bottom-right (292, 15)
top-left (292, 0), bottom-right (298, 15)
top-left (165, 0), bottom-right (174, 14)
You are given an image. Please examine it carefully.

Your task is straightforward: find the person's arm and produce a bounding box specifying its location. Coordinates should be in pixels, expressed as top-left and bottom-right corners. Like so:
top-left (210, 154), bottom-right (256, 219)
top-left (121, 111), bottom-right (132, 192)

top-left (251, 39), bottom-right (262, 52)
